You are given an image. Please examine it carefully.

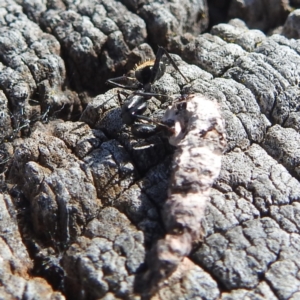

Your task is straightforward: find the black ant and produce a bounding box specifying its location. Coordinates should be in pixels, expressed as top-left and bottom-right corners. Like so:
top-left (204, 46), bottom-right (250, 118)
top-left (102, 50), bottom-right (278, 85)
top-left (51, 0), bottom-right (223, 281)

top-left (106, 46), bottom-right (189, 138)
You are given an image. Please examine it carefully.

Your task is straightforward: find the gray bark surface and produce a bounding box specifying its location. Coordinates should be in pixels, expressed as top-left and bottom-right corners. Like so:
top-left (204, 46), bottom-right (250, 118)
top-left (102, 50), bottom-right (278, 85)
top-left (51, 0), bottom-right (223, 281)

top-left (0, 1), bottom-right (300, 300)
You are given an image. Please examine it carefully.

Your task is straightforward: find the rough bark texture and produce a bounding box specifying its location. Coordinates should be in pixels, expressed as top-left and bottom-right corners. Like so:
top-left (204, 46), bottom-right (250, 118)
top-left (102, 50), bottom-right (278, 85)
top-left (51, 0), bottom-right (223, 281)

top-left (228, 0), bottom-right (291, 32)
top-left (1, 1), bottom-right (300, 300)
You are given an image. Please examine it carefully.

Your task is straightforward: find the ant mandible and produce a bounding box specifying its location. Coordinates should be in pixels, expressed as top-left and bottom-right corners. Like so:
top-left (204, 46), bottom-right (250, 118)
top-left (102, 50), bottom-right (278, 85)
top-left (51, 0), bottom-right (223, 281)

top-left (106, 46), bottom-right (189, 138)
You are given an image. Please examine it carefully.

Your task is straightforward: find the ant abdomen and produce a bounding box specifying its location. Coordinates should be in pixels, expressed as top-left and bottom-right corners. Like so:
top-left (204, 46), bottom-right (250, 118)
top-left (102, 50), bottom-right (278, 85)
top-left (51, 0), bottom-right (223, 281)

top-left (134, 60), bottom-right (166, 86)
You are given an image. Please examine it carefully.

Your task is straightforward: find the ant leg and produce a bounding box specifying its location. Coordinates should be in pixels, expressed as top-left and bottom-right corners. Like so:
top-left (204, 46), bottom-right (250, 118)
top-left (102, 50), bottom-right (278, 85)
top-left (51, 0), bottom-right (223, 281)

top-left (118, 90), bottom-right (169, 102)
top-left (117, 90), bottom-right (126, 109)
top-left (150, 47), bottom-right (165, 84)
top-left (117, 90), bottom-right (131, 98)
top-left (135, 114), bottom-right (174, 132)
top-left (131, 114), bottom-right (175, 139)
top-left (117, 90), bottom-right (130, 107)
top-left (133, 91), bottom-right (169, 99)
top-left (106, 75), bottom-right (141, 90)
top-left (159, 46), bottom-right (189, 83)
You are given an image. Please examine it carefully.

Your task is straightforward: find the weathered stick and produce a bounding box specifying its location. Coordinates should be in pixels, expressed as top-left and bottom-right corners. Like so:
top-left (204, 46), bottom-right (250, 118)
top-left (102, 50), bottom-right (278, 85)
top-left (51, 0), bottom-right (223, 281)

top-left (144, 93), bottom-right (227, 293)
